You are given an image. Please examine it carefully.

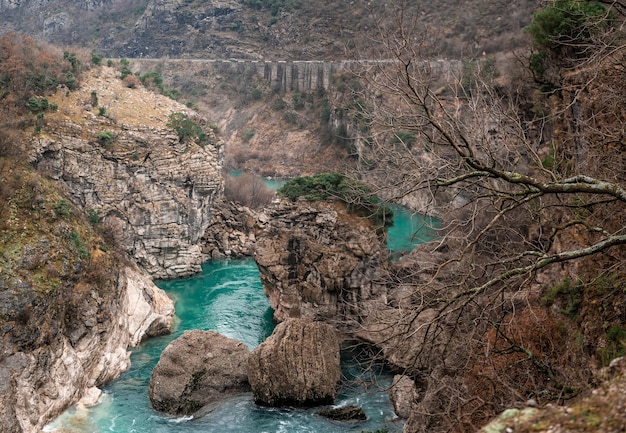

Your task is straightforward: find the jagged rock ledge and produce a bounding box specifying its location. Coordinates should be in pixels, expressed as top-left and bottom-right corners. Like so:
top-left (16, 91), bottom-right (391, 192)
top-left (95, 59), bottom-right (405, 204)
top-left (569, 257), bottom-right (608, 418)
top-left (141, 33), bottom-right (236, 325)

top-left (30, 67), bottom-right (224, 279)
top-left (1, 264), bottom-right (174, 433)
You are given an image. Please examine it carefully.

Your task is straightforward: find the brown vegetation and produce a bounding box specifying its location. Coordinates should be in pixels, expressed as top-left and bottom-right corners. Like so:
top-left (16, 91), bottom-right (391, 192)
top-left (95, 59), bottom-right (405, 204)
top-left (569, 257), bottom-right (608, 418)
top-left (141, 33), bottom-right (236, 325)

top-left (344, 5), bottom-right (626, 432)
top-left (0, 33), bottom-right (87, 108)
top-left (223, 173), bottom-right (275, 208)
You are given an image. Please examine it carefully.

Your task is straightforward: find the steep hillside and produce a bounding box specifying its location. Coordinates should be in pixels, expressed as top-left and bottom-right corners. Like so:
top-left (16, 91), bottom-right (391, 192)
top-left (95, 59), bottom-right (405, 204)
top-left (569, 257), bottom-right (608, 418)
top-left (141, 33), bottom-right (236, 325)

top-left (0, 36), bottom-right (226, 432)
top-left (0, 0), bottom-right (542, 181)
top-left (28, 64), bottom-right (224, 278)
top-left (0, 0), bottom-right (538, 60)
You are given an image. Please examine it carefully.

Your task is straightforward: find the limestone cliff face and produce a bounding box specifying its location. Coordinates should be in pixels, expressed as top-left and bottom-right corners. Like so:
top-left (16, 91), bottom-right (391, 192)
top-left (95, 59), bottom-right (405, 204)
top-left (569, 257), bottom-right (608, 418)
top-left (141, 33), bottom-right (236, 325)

top-left (0, 165), bottom-right (175, 433)
top-left (252, 201), bottom-right (386, 324)
top-left (29, 67), bottom-right (223, 279)
top-left (0, 265), bottom-right (174, 433)
top-left (1, 65), bottom-right (217, 432)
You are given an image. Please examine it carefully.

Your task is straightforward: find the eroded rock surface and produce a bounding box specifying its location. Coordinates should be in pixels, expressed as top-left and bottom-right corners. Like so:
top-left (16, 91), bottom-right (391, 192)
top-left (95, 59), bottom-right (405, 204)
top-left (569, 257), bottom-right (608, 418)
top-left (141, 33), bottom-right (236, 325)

top-left (253, 201), bottom-right (386, 323)
top-left (148, 330), bottom-right (251, 416)
top-left (247, 318), bottom-right (341, 407)
top-left (29, 67), bottom-right (223, 279)
top-left (202, 200), bottom-right (263, 259)
top-left (0, 264), bottom-right (173, 433)
top-left (389, 375), bottom-right (419, 419)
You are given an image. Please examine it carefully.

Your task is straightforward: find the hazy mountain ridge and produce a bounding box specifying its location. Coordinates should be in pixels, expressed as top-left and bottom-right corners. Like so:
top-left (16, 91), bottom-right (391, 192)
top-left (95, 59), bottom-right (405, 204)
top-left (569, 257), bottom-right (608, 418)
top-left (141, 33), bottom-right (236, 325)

top-left (0, 0), bottom-right (539, 60)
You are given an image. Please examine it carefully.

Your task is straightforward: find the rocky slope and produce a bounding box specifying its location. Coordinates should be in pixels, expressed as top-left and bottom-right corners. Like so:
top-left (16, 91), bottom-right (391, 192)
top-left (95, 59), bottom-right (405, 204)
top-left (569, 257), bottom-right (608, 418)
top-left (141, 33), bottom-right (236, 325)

top-left (0, 166), bottom-right (175, 433)
top-left (2, 59), bottom-right (224, 431)
top-left (0, 0), bottom-right (540, 179)
top-left (0, 0), bottom-right (538, 60)
top-left (29, 65), bottom-right (223, 278)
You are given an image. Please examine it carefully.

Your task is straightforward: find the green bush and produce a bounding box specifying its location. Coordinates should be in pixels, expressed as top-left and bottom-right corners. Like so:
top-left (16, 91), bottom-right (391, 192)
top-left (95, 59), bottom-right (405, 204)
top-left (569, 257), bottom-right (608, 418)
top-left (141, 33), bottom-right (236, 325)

top-left (27, 97), bottom-right (49, 113)
top-left (250, 86), bottom-right (263, 101)
top-left (391, 131), bottom-right (416, 149)
top-left (90, 91), bottom-right (99, 108)
top-left (70, 230), bottom-right (89, 259)
top-left (527, 1), bottom-right (610, 54)
top-left (97, 131), bottom-right (115, 147)
top-left (119, 66), bottom-right (133, 80)
top-left (599, 325), bottom-right (626, 366)
top-left (167, 112), bottom-right (208, 146)
top-left (140, 71), bottom-right (164, 92)
top-left (272, 97), bottom-right (287, 111)
top-left (98, 106), bottom-right (106, 116)
top-left (62, 71), bottom-right (78, 90)
top-left (242, 127), bottom-right (255, 142)
top-left (278, 173), bottom-right (393, 228)
top-left (231, 21), bottom-right (244, 32)
top-left (87, 208), bottom-right (101, 226)
top-left (292, 92), bottom-right (305, 110)
top-left (54, 199), bottom-right (71, 218)
top-left (541, 278), bottom-right (583, 319)
top-left (282, 111), bottom-right (298, 125)
top-left (527, 1), bottom-right (611, 87)
top-left (91, 53), bottom-right (103, 66)
top-left (319, 98), bottom-right (331, 123)
top-left (117, 58), bottom-right (133, 80)
top-left (63, 51), bottom-right (80, 73)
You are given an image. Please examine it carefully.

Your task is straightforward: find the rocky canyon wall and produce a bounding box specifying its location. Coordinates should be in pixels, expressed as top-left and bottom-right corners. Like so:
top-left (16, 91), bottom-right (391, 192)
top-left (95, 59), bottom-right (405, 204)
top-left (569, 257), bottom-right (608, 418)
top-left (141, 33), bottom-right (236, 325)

top-left (1, 66), bottom-right (212, 432)
top-left (1, 262), bottom-right (174, 433)
top-left (29, 67), bottom-right (223, 279)
top-left (204, 200), bottom-right (388, 325)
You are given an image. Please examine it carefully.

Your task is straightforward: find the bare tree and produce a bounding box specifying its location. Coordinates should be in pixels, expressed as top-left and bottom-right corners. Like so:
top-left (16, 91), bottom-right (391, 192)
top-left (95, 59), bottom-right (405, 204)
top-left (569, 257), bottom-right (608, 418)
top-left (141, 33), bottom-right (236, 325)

top-left (344, 4), bottom-right (626, 432)
top-left (224, 173), bottom-right (276, 208)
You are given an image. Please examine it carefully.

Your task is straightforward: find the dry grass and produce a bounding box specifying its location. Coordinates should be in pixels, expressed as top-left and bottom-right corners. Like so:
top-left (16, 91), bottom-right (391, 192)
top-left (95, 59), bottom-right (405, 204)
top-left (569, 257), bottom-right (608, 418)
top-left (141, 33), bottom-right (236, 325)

top-left (46, 66), bottom-right (190, 130)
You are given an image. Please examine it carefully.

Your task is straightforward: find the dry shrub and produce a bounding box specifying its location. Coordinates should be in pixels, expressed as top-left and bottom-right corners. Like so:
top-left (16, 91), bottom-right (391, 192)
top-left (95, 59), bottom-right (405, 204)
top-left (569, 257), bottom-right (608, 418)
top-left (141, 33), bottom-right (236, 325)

top-left (222, 153), bottom-right (237, 171)
top-left (0, 33), bottom-right (83, 107)
top-left (122, 74), bottom-right (141, 89)
top-left (0, 125), bottom-right (23, 160)
top-left (223, 173), bottom-right (275, 208)
top-left (232, 150), bottom-right (247, 165)
top-left (101, 216), bottom-right (125, 249)
top-left (464, 305), bottom-right (591, 427)
top-left (0, 127), bottom-right (25, 223)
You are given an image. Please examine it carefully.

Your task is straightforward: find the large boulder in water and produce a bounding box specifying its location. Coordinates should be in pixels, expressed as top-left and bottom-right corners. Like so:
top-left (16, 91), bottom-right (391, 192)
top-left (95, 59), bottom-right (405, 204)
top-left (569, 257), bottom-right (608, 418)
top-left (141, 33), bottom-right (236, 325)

top-left (148, 330), bottom-right (250, 415)
top-left (247, 318), bottom-right (341, 406)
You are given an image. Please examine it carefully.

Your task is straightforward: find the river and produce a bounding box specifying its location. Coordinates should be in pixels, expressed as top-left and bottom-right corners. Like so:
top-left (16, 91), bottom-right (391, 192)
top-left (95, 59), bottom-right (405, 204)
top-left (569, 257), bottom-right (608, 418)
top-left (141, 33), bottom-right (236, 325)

top-left (45, 202), bottom-right (437, 433)
top-left (45, 259), bottom-right (403, 433)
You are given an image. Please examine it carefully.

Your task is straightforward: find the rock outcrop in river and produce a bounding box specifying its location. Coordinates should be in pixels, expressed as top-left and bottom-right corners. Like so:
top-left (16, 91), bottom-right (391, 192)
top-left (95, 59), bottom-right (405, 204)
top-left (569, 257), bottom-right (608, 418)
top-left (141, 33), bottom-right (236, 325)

top-left (247, 318), bottom-right (341, 407)
top-left (204, 199), bottom-right (387, 325)
top-left (253, 201), bottom-right (387, 324)
top-left (149, 330), bottom-right (251, 416)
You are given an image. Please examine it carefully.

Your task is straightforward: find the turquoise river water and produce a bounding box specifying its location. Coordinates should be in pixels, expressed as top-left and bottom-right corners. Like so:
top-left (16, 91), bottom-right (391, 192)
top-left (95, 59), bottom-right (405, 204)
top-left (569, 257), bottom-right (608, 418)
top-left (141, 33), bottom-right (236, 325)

top-left (45, 206), bottom-right (435, 433)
